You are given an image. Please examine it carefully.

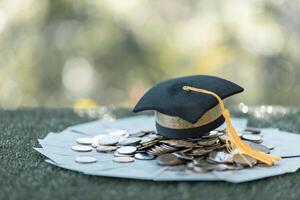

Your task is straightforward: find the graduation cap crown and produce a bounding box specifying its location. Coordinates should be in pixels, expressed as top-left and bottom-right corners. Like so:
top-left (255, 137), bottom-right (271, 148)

top-left (133, 75), bottom-right (280, 166)
top-left (134, 75), bottom-right (243, 139)
top-left (134, 75), bottom-right (243, 123)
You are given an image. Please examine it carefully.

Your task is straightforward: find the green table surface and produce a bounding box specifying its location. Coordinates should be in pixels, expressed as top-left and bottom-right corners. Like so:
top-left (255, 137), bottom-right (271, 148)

top-left (1, 107), bottom-right (300, 200)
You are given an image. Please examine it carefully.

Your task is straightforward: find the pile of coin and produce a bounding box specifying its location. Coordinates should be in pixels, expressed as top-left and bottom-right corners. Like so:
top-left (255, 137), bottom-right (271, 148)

top-left (72, 128), bottom-right (275, 172)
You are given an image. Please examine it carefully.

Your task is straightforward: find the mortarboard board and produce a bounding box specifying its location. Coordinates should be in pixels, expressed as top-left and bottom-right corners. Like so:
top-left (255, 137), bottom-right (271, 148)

top-left (133, 75), bottom-right (280, 166)
top-left (133, 75), bottom-right (244, 139)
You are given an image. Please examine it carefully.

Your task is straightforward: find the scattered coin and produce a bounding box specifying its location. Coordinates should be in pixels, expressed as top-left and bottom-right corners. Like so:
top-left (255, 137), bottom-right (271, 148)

top-left (192, 159), bottom-right (210, 167)
top-left (108, 129), bottom-right (129, 137)
top-left (219, 132), bottom-right (243, 143)
top-left (148, 134), bottom-right (161, 139)
top-left (160, 140), bottom-right (194, 148)
top-left (91, 141), bottom-right (100, 148)
top-left (114, 152), bottom-right (134, 157)
top-left (189, 161), bottom-right (216, 172)
top-left (237, 132), bottom-right (243, 137)
top-left (117, 146), bottom-right (137, 155)
top-left (187, 163), bottom-right (207, 173)
top-left (207, 151), bottom-right (233, 164)
top-left (71, 145), bottom-right (93, 152)
top-left (156, 153), bottom-right (185, 166)
top-left (147, 144), bottom-right (178, 156)
top-left (118, 137), bottom-right (141, 146)
top-left (140, 134), bottom-right (160, 144)
top-left (96, 145), bottom-right (117, 152)
top-left (173, 152), bottom-right (193, 161)
top-left (202, 130), bottom-right (218, 138)
top-left (192, 156), bottom-right (206, 163)
top-left (197, 137), bottom-right (219, 146)
top-left (244, 128), bottom-right (261, 134)
top-left (244, 141), bottom-right (270, 154)
top-left (233, 153), bottom-right (257, 166)
top-left (113, 156), bottom-right (135, 163)
top-left (242, 134), bottom-right (263, 143)
top-left (99, 135), bottom-right (119, 146)
top-left (189, 148), bottom-right (213, 156)
top-left (134, 153), bottom-right (155, 160)
top-left (130, 131), bottom-right (146, 137)
top-left (92, 135), bottom-right (105, 143)
top-left (219, 135), bottom-right (228, 143)
top-left (76, 138), bottom-right (93, 145)
top-left (262, 143), bottom-right (275, 150)
top-left (75, 156), bottom-right (97, 164)
top-left (71, 127), bottom-right (271, 172)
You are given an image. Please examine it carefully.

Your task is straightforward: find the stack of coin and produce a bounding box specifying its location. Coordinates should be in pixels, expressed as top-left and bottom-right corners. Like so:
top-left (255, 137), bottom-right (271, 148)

top-left (71, 128), bottom-right (274, 172)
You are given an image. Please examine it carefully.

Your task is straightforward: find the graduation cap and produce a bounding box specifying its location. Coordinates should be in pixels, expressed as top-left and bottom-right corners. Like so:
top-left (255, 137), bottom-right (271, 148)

top-left (133, 75), bottom-right (280, 166)
top-left (133, 75), bottom-right (243, 139)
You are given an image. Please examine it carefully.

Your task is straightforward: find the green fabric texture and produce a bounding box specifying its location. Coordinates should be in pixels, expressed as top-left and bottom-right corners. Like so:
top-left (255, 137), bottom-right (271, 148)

top-left (1, 107), bottom-right (300, 200)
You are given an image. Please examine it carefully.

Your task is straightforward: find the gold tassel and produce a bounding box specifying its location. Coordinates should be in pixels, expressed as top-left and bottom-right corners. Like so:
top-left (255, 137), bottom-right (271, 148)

top-left (182, 86), bottom-right (281, 166)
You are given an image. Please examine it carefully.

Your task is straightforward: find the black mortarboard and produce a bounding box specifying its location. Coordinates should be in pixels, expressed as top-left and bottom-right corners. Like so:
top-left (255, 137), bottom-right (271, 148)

top-left (133, 75), bottom-right (244, 139)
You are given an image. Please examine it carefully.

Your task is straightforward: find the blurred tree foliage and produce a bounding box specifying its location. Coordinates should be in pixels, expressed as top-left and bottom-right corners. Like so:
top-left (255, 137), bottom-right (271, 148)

top-left (0, 0), bottom-right (299, 108)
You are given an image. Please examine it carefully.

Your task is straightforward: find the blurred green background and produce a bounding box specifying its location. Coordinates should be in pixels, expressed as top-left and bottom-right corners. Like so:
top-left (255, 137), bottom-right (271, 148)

top-left (0, 0), bottom-right (299, 109)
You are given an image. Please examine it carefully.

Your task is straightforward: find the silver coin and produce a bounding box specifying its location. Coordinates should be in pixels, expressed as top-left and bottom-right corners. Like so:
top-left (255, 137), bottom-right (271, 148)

top-left (192, 156), bottom-right (206, 164)
top-left (149, 134), bottom-right (160, 139)
top-left (208, 151), bottom-right (233, 164)
top-left (76, 138), bottom-right (93, 145)
top-left (130, 131), bottom-right (146, 137)
top-left (156, 153), bottom-right (185, 166)
top-left (242, 134), bottom-right (262, 143)
top-left (134, 153), bottom-right (155, 160)
top-left (113, 156), bottom-right (135, 163)
top-left (244, 141), bottom-right (270, 154)
top-left (262, 143), bottom-right (274, 150)
top-left (215, 129), bottom-right (226, 136)
top-left (92, 135), bottom-right (105, 143)
top-left (141, 134), bottom-right (160, 143)
top-left (99, 135), bottom-right (119, 146)
top-left (118, 137), bottom-right (141, 146)
top-left (96, 145), bottom-right (117, 152)
top-left (147, 144), bottom-right (177, 156)
top-left (197, 137), bottom-right (218, 146)
top-left (218, 135), bottom-right (230, 143)
top-left (108, 129), bottom-right (129, 137)
top-left (71, 145), bottom-right (93, 152)
top-left (219, 132), bottom-right (243, 143)
top-left (91, 141), bottom-right (100, 148)
top-left (233, 154), bottom-right (257, 166)
top-left (140, 136), bottom-right (156, 144)
top-left (244, 128), bottom-right (261, 134)
top-left (186, 163), bottom-right (208, 173)
top-left (216, 131), bottom-right (225, 137)
top-left (173, 152), bottom-right (193, 161)
top-left (188, 148), bottom-right (212, 156)
top-left (202, 130), bottom-right (218, 138)
top-left (237, 132), bottom-right (243, 137)
top-left (218, 132), bottom-right (242, 142)
top-left (114, 152), bottom-right (134, 157)
top-left (117, 146), bottom-right (137, 155)
top-left (160, 140), bottom-right (194, 148)
top-left (75, 156), bottom-right (97, 164)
